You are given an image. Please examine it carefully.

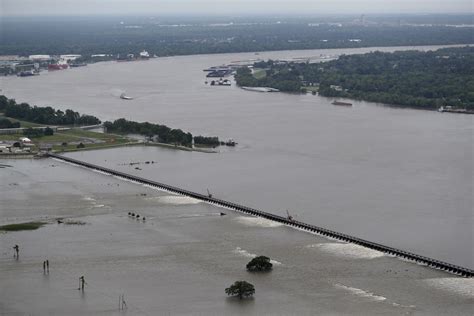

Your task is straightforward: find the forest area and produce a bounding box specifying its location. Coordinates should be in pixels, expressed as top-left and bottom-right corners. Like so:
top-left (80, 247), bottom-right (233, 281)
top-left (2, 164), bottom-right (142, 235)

top-left (235, 46), bottom-right (474, 110)
top-left (1, 15), bottom-right (473, 57)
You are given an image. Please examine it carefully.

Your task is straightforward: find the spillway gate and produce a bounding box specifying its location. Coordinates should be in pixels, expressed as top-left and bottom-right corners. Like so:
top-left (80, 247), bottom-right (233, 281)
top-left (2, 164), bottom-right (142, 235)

top-left (48, 153), bottom-right (473, 278)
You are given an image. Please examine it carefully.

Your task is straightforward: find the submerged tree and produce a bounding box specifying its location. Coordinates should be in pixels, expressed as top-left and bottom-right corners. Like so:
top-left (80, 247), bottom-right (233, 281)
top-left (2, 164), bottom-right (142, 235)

top-left (246, 256), bottom-right (273, 272)
top-left (225, 281), bottom-right (255, 299)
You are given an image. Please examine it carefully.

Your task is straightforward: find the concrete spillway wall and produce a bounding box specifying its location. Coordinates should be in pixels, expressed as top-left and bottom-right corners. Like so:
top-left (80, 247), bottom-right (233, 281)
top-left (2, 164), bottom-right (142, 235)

top-left (48, 153), bottom-right (473, 278)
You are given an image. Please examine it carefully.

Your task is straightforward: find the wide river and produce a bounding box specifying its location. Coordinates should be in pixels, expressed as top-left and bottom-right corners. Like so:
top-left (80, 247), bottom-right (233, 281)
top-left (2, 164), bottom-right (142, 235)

top-left (1, 45), bottom-right (472, 269)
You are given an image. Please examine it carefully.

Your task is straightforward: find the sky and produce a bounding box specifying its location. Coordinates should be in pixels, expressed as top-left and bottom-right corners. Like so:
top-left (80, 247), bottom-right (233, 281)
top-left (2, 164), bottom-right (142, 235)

top-left (2, 0), bottom-right (472, 16)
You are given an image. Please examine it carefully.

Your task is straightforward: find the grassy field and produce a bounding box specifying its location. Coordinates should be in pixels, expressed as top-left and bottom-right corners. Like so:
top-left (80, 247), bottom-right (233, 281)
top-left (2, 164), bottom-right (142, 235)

top-left (54, 139), bottom-right (138, 152)
top-left (52, 129), bottom-right (135, 152)
top-left (0, 125), bottom-right (135, 152)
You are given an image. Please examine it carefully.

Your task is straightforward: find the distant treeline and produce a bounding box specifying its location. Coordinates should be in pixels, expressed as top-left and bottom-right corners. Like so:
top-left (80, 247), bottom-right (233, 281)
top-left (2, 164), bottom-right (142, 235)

top-left (193, 136), bottom-right (220, 146)
top-left (0, 95), bottom-right (101, 126)
top-left (1, 15), bottom-right (473, 57)
top-left (236, 46), bottom-right (474, 110)
top-left (23, 127), bottom-right (55, 138)
top-left (0, 118), bottom-right (20, 129)
top-left (104, 118), bottom-right (219, 147)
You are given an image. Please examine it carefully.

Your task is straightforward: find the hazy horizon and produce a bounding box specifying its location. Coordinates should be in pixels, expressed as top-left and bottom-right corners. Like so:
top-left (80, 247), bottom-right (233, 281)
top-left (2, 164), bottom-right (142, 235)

top-left (2, 0), bottom-right (473, 16)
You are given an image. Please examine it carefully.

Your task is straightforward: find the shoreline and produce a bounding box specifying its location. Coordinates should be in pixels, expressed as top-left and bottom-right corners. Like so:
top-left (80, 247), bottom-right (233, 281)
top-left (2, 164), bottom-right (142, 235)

top-left (2, 43), bottom-right (470, 73)
top-left (0, 142), bottom-right (218, 158)
top-left (145, 141), bottom-right (218, 153)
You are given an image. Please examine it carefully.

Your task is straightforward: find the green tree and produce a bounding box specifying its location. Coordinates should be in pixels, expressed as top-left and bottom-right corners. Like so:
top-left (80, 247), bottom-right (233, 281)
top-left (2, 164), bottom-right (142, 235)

top-left (0, 118), bottom-right (20, 128)
top-left (44, 127), bottom-right (54, 136)
top-left (23, 127), bottom-right (43, 138)
top-left (225, 281), bottom-right (255, 299)
top-left (246, 256), bottom-right (273, 272)
top-left (1, 95), bottom-right (100, 126)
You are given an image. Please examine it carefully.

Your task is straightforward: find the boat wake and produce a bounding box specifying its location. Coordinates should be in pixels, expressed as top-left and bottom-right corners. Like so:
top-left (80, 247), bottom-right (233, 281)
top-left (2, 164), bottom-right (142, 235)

top-left (423, 278), bottom-right (474, 297)
top-left (234, 216), bottom-right (283, 228)
top-left (146, 195), bottom-right (201, 205)
top-left (307, 243), bottom-right (385, 259)
top-left (233, 247), bottom-right (282, 265)
top-left (334, 283), bottom-right (417, 308)
top-left (334, 283), bottom-right (387, 302)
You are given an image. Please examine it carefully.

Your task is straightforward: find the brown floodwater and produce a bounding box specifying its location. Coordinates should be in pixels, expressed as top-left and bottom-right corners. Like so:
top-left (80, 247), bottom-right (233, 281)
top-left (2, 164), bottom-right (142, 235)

top-left (0, 159), bottom-right (473, 315)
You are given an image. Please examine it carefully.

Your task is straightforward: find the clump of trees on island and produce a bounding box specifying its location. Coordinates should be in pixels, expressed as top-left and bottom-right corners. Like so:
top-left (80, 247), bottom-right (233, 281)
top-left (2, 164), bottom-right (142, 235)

top-left (193, 136), bottom-right (220, 147)
top-left (104, 118), bottom-right (220, 147)
top-left (224, 255), bottom-right (274, 300)
top-left (104, 118), bottom-right (193, 147)
top-left (0, 95), bottom-right (101, 126)
top-left (225, 281), bottom-right (255, 300)
top-left (235, 46), bottom-right (474, 110)
top-left (246, 256), bottom-right (273, 272)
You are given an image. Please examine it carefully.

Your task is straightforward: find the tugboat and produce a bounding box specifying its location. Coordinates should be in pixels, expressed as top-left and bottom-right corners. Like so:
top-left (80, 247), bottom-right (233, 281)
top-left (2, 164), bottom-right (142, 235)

top-left (225, 139), bottom-right (236, 146)
top-left (438, 106), bottom-right (474, 114)
top-left (120, 93), bottom-right (133, 100)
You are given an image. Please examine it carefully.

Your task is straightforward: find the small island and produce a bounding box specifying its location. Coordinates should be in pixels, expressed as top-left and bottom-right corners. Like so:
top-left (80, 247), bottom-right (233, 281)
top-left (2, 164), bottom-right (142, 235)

top-left (235, 46), bottom-right (474, 111)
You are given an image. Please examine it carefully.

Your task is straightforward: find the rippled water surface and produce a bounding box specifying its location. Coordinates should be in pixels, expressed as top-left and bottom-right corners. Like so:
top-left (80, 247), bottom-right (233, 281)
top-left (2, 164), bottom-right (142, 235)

top-left (1, 159), bottom-right (473, 315)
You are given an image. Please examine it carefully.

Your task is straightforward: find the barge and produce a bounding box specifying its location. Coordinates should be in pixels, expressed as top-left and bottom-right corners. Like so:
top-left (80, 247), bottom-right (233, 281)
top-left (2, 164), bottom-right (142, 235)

top-left (332, 101), bottom-right (352, 106)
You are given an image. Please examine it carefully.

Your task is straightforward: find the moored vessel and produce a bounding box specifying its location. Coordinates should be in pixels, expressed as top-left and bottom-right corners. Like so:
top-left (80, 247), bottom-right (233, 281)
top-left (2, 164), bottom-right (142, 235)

top-left (331, 100), bottom-right (352, 106)
top-left (120, 93), bottom-right (133, 100)
top-left (438, 106), bottom-right (474, 114)
top-left (241, 86), bottom-right (279, 92)
top-left (139, 50), bottom-right (150, 59)
top-left (48, 63), bottom-right (68, 70)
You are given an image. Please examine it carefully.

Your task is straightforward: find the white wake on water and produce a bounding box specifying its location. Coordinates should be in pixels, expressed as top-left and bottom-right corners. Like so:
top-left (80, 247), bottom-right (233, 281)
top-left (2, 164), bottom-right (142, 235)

top-left (334, 283), bottom-right (387, 302)
top-left (233, 247), bottom-right (283, 265)
top-left (335, 284), bottom-right (416, 309)
top-left (235, 216), bottom-right (283, 228)
top-left (146, 195), bottom-right (201, 205)
top-left (423, 278), bottom-right (474, 297)
top-left (307, 243), bottom-right (385, 259)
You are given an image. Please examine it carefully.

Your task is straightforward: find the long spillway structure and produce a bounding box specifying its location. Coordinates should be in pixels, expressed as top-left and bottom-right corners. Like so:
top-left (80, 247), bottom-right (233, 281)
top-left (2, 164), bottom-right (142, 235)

top-left (48, 153), bottom-right (473, 278)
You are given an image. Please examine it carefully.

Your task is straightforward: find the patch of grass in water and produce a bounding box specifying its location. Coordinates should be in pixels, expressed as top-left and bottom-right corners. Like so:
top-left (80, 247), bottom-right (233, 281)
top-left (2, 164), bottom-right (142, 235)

top-left (0, 222), bottom-right (47, 232)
